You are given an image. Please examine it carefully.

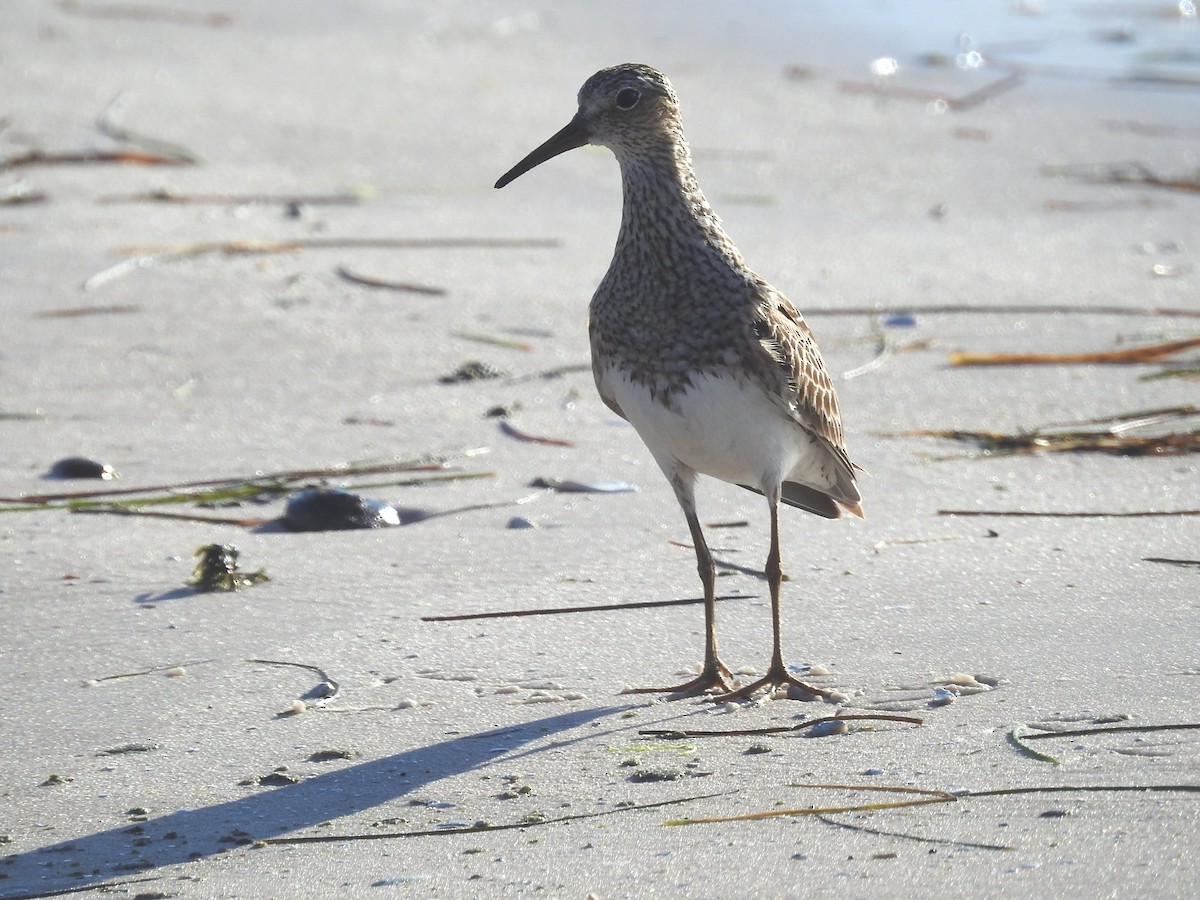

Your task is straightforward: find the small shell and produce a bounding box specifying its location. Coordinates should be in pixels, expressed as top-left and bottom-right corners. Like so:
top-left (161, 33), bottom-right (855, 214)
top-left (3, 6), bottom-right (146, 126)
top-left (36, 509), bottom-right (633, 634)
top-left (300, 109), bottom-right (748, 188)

top-left (47, 456), bottom-right (115, 480)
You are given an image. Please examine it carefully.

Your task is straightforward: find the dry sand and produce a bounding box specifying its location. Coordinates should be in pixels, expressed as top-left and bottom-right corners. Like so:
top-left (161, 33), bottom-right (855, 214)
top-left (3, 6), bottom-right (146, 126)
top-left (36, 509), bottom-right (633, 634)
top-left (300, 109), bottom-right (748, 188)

top-left (2, 1), bottom-right (1198, 897)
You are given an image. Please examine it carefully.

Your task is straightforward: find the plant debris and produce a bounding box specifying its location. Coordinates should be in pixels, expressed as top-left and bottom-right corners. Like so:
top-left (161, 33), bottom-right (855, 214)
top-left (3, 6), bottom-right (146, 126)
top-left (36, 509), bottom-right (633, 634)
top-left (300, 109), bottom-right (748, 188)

top-left (188, 544), bottom-right (268, 592)
top-left (948, 336), bottom-right (1200, 367)
top-left (58, 0), bottom-right (233, 26)
top-left (1143, 557), bottom-right (1200, 569)
top-left (85, 238), bottom-right (558, 291)
top-left (422, 593), bottom-right (752, 623)
top-left (452, 331), bottom-right (535, 352)
top-left (0, 148), bottom-right (190, 172)
top-left (499, 420), bottom-right (574, 447)
top-left (885, 404), bottom-right (1200, 457)
top-left (438, 360), bottom-right (508, 383)
top-left (639, 714), bottom-right (924, 740)
top-left (1041, 161), bottom-right (1200, 194)
top-left (0, 450), bottom-right (492, 513)
top-left (802, 303), bottom-right (1200, 320)
top-left (336, 265), bottom-right (446, 295)
top-left (257, 790), bottom-right (735, 846)
top-left (100, 188), bottom-right (365, 206)
top-left (33, 303), bottom-right (141, 318)
top-left (528, 476), bottom-right (637, 493)
top-left (940, 508), bottom-right (1199, 518)
top-left (248, 657), bottom-right (340, 710)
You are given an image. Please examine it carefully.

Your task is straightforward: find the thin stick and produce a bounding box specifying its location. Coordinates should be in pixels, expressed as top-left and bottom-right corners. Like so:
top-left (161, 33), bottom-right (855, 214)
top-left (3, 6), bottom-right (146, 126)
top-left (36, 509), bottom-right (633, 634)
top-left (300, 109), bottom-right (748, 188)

top-left (939, 509), bottom-right (1199, 518)
top-left (0, 148), bottom-right (188, 171)
top-left (964, 784), bottom-right (1200, 799)
top-left (259, 789), bottom-right (736, 846)
top-left (0, 452), bottom-right (486, 505)
top-left (499, 420), bottom-right (574, 447)
top-left (639, 714), bottom-right (924, 740)
top-left (336, 266), bottom-right (446, 295)
top-left (1021, 722), bottom-right (1200, 741)
top-left (100, 189), bottom-right (363, 206)
top-left (421, 594), bottom-right (752, 623)
top-left (112, 237), bottom-right (560, 257)
top-left (948, 336), bottom-right (1200, 366)
top-left (72, 506), bottom-right (271, 526)
top-left (816, 813), bottom-right (1016, 852)
top-left (802, 303), bottom-right (1200, 319)
top-left (1009, 727), bottom-right (1061, 765)
top-left (58, 0), bottom-right (232, 25)
top-left (0, 875), bottom-right (162, 900)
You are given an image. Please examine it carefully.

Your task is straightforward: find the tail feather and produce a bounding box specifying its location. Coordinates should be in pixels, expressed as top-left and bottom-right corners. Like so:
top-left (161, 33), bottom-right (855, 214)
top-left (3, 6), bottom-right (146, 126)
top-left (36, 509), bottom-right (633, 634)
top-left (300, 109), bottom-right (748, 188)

top-left (738, 481), bottom-right (864, 520)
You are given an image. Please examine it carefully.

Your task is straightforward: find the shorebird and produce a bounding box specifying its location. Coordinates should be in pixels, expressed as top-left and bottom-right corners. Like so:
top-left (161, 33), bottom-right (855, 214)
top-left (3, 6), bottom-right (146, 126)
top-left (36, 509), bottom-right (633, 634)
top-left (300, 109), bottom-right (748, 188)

top-left (495, 64), bottom-right (862, 702)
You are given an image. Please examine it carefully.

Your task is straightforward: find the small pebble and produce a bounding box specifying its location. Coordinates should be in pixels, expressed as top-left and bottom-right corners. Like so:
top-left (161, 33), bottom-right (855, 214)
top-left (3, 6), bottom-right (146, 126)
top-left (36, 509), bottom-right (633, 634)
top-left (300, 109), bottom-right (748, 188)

top-left (46, 456), bottom-right (115, 480)
top-left (282, 487), bottom-right (400, 531)
top-left (507, 516), bottom-right (537, 529)
top-left (290, 700), bottom-right (307, 715)
top-left (164, 667), bottom-right (186, 677)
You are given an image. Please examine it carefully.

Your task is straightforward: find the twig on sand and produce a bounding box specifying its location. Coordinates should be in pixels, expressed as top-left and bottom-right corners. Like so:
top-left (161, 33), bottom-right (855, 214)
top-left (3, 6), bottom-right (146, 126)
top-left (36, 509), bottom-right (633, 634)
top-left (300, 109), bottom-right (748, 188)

top-left (336, 266), bottom-right (447, 295)
top-left (499, 420), bottom-right (574, 447)
top-left (816, 813), bottom-right (1016, 852)
top-left (422, 594), bottom-right (753, 623)
top-left (803, 303), bottom-right (1200, 320)
top-left (85, 238), bottom-right (558, 290)
top-left (0, 875), bottom-right (163, 900)
top-left (1021, 721), bottom-right (1200, 741)
top-left (665, 782), bottom-right (1200, 827)
top-left (112, 237), bottom-right (560, 258)
top-left (258, 790), bottom-right (737, 845)
top-left (882, 404), bottom-right (1200, 458)
top-left (58, 0), bottom-right (233, 27)
top-left (948, 336), bottom-right (1200, 366)
top-left (939, 508), bottom-right (1199, 518)
top-left (639, 714), bottom-right (924, 740)
top-left (0, 451), bottom-right (491, 511)
top-left (1041, 161), bottom-right (1200, 194)
top-left (0, 148), bottom-right (189, 171)
top-left (100, 188), bottom-right (365, 206)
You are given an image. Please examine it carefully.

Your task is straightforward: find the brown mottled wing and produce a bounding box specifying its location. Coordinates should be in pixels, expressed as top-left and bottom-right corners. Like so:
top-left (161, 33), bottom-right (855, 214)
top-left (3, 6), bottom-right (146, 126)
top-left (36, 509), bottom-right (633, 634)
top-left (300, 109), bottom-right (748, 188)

top-left (750, 286), bottom-right (862, 513)
top-left (753, 287), bottom-right (845, 450)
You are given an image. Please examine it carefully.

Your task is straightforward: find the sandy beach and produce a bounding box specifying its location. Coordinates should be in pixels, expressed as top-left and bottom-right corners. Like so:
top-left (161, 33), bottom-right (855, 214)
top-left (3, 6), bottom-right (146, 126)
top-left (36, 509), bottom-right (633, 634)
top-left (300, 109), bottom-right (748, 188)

top-left (2, 1), bottom-right (1198, 897)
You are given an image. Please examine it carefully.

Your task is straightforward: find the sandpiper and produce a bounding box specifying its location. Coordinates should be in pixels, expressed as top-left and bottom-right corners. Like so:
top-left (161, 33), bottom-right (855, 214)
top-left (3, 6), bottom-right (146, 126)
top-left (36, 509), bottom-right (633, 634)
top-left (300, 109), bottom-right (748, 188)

top-left (495, 64), bottom-right (862, 701)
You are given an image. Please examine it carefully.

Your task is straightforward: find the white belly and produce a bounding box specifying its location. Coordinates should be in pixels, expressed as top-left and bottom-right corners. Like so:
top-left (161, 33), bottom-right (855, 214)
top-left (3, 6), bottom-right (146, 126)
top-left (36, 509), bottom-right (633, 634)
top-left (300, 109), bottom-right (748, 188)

top-left (600, 367), bottom-right (826, 492)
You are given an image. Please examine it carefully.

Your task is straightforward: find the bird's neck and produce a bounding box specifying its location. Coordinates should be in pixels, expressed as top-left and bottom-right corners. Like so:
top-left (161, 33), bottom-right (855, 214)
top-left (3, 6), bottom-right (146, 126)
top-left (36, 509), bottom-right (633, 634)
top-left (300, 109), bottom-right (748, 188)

top-left (613, 139), bottom-right (742, 265)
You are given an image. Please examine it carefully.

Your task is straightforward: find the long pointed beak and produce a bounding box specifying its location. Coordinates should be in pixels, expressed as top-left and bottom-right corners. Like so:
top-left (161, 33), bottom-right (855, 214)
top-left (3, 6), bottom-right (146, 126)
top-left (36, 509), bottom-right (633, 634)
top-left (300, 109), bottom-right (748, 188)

top-left (494, 112), bottom-right (590, 189)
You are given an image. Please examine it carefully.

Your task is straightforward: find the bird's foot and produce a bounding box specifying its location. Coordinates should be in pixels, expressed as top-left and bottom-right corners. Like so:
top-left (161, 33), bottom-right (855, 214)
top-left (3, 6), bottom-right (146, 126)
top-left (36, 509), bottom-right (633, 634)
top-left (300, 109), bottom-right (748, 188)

top-left (714, 664), bottom-right (843, 704)
top-left (621, 659), bottom-right (735, 699)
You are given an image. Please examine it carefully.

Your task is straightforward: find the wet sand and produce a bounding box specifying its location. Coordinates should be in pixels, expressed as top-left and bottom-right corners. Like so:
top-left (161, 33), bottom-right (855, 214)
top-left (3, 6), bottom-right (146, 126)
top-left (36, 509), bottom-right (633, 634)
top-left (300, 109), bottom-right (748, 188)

top-left (2, 2), bottom-right (1198, 897)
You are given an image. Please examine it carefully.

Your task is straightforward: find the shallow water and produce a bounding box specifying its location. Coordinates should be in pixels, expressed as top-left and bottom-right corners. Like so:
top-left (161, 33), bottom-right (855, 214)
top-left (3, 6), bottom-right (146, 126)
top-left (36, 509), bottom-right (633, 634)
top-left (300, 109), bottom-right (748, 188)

top-left (762, 0), bottom-right (1200, 84)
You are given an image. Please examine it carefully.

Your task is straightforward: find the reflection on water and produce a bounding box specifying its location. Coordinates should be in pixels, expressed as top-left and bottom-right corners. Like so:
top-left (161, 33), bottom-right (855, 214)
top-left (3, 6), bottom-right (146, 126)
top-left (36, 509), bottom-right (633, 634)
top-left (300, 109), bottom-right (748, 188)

top-left (766, 0), bottom-right (1200, 85)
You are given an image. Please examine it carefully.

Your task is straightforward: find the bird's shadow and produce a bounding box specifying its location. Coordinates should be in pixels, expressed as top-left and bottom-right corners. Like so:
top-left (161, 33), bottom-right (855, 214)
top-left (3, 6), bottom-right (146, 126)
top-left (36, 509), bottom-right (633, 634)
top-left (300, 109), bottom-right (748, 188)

top-left (0, 706), bottom-right (625, 898)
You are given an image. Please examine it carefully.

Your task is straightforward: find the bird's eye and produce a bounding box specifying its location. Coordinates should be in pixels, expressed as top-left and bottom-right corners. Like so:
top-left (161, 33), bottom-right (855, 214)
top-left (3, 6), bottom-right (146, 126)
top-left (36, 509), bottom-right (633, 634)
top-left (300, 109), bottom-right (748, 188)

top-left (615, 87), bottom-right (641, 110)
